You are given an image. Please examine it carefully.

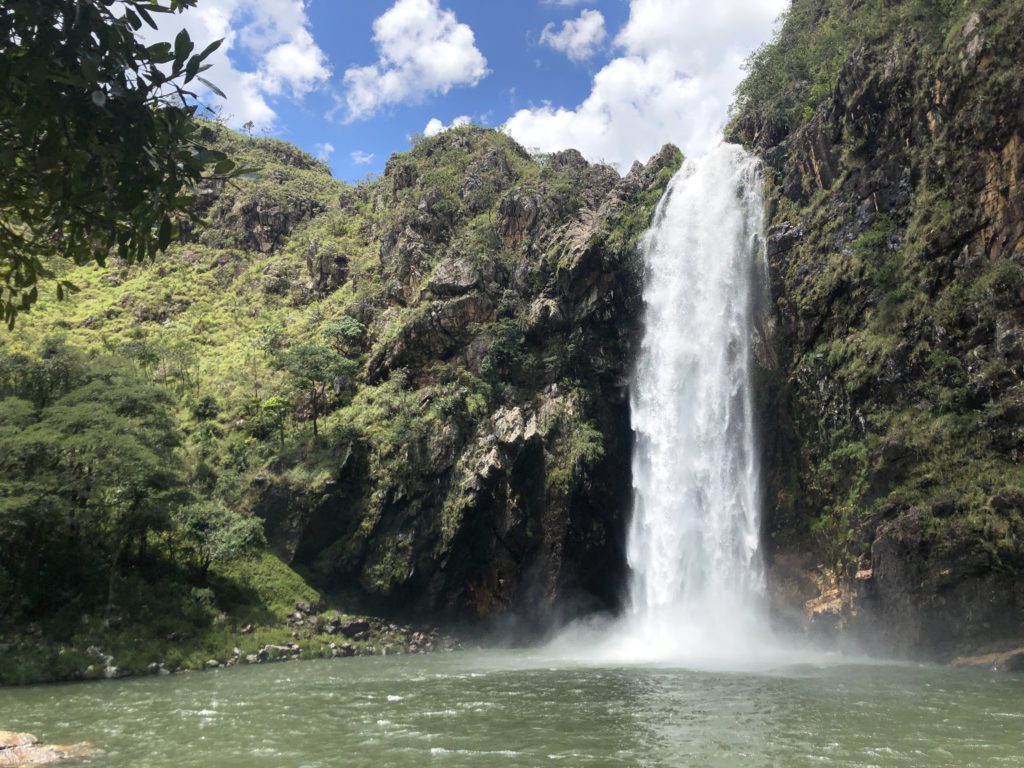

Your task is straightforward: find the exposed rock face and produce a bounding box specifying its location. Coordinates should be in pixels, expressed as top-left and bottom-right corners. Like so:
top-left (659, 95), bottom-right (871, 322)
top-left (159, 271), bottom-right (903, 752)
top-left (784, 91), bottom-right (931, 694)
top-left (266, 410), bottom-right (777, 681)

top-left (253, 128), bottom-right (683, 628)
top-left (732, 0), bottom-right (1024, 658)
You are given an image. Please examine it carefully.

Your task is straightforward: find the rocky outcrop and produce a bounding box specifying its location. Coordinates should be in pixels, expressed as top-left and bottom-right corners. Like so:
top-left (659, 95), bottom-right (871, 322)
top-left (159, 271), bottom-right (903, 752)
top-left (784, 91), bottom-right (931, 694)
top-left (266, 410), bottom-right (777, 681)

top-left (951, 645), bottom-right (1024, 672)
top-left (0, 733), bottom-right (91, 765)
top-left (732, 0), bottom-right (1024, 659)
top-left (253, 129), bottom-right (681, 628)
top-left (367, 294), bottom-right (496, 382)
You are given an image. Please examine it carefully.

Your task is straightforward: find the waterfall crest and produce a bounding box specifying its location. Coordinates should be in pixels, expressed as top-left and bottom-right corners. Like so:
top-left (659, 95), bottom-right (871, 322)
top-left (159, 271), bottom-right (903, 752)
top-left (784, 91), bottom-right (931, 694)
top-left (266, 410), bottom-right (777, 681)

top-left (622, 143), bottom-right (769, 661)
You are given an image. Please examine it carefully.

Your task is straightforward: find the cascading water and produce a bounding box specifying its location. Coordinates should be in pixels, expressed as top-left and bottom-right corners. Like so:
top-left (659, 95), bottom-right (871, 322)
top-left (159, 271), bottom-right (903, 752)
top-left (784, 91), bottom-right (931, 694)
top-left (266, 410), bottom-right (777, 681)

top-left (621, 143), bottom-right (770, 661)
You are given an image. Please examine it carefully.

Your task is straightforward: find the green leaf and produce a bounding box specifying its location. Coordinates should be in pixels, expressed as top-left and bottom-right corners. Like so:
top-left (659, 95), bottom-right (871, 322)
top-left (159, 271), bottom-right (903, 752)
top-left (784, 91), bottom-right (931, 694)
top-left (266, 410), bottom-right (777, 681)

top-left (196, 76), bottom-right (226, 99)
top-left (147, 42), bottom-right (174, 63)
top-left (136, 5), bottom-right (158, 29)
top-left (174, 29), bottom-right (195, 69)
top-left (123, 9), bottom-right (143, 31)
top-left (195, 149), bottom-right (228, 164)
top-left (194, 38), bottom-right (224, 64)
top-left (185, 55), bottom-right (201, 83)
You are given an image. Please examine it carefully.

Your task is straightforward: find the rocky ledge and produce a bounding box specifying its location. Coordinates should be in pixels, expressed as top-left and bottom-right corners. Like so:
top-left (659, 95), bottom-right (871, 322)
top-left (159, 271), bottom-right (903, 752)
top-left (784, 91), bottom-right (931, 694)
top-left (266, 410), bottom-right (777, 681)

top-left (0, 732), bottom-right (90, 766)
top-left (951, 645), bottom-right (1024, 673)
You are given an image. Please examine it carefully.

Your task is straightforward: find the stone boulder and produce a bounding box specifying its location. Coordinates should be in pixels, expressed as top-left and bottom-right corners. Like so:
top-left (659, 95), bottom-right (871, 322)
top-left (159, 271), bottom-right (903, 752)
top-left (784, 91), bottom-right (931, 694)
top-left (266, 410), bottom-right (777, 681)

top-left (340, 620), bottom-right (371, 638)
top-left (951, 646), bottom-right (1024, 673)
top-left (0, 733), bottom-right (92, 766)
top-left (428, 258), bottom-right (481, 297)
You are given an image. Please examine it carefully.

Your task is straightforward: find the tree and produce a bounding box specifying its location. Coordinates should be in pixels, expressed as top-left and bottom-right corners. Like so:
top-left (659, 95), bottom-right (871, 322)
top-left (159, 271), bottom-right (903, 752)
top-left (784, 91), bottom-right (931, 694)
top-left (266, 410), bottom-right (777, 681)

top-left (0, 336), bottom-right (88, 408)
top-left (274, 342), bottom-right (356, 438)
top-left (321, 316), bottom-right (365, 355)
top-left (258, 395), bottom-right (290, 446)
top-left (173, 500), bottom-right (265, 582)
top-left (0, 0), bottom-right (242, 326)
top-left (0, 351), bottom-right (185, 618)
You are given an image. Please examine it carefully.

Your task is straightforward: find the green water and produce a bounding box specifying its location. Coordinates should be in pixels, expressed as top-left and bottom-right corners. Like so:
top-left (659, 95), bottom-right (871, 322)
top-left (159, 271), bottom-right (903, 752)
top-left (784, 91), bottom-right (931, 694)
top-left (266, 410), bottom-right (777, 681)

top-left (2, 651), bottom-right (1022, 767)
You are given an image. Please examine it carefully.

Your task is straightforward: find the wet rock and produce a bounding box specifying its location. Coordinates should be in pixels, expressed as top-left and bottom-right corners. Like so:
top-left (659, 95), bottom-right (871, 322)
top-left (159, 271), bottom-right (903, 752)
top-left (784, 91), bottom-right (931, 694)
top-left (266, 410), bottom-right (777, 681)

top-left (258, 644), bottom-right (302, 662)
top-left (0, 734), bottom-right (37, 749)
top-left (766, 221), bottom-right (803, 260)
top-left (951, 645), bottom-right (1024, 672)
top-left (330, 643), bottom-right (356, 658)
top-left (103, 665), bottom-right (128, 680)
top-left (0, 733), bottom-right (92, 766)
top-left (340, 620), bottom-right (371, 638)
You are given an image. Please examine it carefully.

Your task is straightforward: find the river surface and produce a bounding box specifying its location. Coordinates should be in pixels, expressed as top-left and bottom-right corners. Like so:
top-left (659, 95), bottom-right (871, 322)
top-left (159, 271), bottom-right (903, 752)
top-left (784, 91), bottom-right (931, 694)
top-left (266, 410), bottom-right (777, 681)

top-left (2, 650), bottom-right (1022, 767)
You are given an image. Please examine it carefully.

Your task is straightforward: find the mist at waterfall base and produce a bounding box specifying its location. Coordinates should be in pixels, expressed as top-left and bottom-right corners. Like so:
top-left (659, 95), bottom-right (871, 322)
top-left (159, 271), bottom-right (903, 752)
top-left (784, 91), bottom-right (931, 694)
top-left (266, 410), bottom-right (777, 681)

top-left (551, 144), bottom-right (814, 669)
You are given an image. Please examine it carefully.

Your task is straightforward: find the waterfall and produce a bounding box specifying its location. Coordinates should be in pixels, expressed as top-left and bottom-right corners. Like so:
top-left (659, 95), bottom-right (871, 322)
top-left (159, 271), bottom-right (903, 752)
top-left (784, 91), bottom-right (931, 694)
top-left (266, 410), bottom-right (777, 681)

top-left (623, 143), bottom-right (769, 661)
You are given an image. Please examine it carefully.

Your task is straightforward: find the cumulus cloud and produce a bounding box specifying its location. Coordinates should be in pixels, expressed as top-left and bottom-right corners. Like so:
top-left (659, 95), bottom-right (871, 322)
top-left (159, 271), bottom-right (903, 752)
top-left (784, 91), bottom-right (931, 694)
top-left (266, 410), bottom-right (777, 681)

top-left (505, 0), bottom-right (787, 170)
top-left (142, 0), bottom-right (330, 130)
top-left (540, 9), bottom-right (607, 62)
top-left (351, 150), bottom-right (376, 165)
top-left (424, 115), bottom-right (472, 137)
top-left (315, 142), bottom-right (335, 162)
top-left (343, 0), bottom-right (489, 122)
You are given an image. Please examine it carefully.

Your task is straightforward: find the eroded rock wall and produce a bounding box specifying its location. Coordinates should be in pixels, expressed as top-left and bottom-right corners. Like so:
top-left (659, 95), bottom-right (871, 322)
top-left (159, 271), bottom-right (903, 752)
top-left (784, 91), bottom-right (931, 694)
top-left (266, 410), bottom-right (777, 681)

top-left (253, 132), bottom-right (681, 628)
top-left (732, 0), bottom-right (1024, 658)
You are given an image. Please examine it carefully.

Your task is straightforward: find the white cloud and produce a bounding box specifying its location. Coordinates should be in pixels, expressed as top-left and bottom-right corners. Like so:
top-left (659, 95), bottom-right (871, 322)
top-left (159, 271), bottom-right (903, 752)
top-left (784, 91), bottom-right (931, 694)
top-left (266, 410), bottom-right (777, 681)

top-left (540, 9), bottom-right (606, 62)
top-left (141, 0), bottom-right (330, 130)
top-left (351, 150), bottom-right (376, 165)
top-left (343, 0), bottom-right (489, 122)
top-left (315, 142), bottom-right (335, 161)
top-left (505, 0), bottom-right (787, 170)
top-left (424, 115), bottom-right (472, 137)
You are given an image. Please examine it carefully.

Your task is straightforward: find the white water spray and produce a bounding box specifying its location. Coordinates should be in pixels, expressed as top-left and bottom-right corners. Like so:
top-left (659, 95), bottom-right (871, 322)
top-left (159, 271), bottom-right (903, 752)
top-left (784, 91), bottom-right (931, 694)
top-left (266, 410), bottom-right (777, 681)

top-left (620, 143), bottom-right (769, 661)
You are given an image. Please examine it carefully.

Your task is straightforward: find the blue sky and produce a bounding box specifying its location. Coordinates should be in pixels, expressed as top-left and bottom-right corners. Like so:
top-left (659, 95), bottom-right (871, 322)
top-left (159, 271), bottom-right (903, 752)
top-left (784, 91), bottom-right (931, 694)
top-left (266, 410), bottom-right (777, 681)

top-left (152, 0), bottom-right (786, 183)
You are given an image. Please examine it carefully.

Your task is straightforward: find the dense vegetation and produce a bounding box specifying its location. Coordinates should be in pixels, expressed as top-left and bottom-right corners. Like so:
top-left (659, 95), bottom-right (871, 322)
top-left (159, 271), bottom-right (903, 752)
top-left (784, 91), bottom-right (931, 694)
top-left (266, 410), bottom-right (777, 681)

top-left (735, 0), bottom-right (967, 129)
top-left (0, 122), bottom-right (678, 681)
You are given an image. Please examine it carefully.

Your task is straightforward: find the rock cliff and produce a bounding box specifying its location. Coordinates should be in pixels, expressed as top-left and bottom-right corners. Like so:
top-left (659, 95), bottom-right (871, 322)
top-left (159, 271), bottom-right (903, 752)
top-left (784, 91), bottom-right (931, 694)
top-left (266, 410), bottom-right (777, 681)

top-left (731, 0), bottom-right (1024, 658)
top-left (252, 134), bottom-right (681, 625)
